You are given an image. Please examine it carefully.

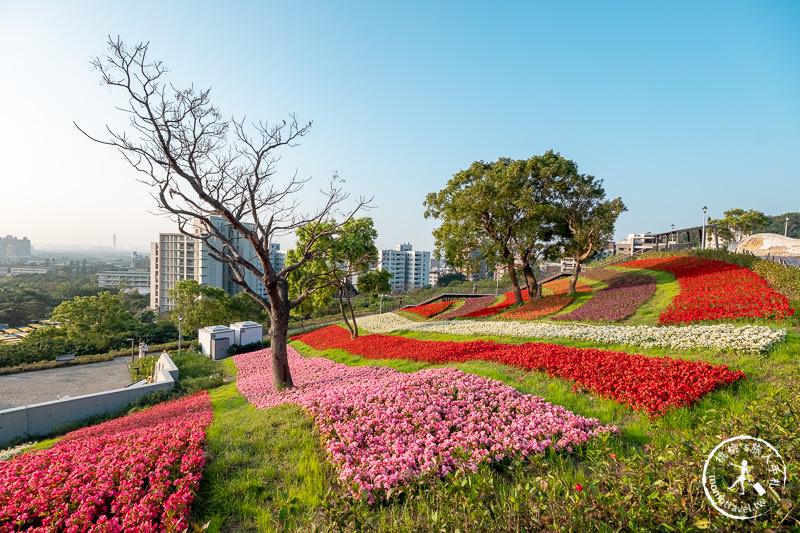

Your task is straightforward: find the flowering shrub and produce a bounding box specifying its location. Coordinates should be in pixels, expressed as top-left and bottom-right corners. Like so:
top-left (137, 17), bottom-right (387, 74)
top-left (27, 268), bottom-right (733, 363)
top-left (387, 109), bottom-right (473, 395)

top-left (401, 300), bottom-right (453, 318)
top-left (436, 295), bottom-right (496, 320)
top-left (619, 256), bottom-right (795, 324)
top-left (501, 294), bottom-right (574, 320)
top-left (356, 314), bottom-right (786, 354)
top-left (0, 392), bottom-right (214, 532)
top-left (552, 269), bottom-right (655, 322)
top-left (293, 326), bottom-right (745, 415)
top-left (235, 348), bottom-right (615, 502)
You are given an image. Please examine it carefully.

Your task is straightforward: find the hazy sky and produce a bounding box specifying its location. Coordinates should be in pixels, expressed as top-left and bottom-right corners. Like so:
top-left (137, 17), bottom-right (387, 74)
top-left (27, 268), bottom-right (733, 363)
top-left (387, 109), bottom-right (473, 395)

top-left (1, 1), bottom-right (798, 253)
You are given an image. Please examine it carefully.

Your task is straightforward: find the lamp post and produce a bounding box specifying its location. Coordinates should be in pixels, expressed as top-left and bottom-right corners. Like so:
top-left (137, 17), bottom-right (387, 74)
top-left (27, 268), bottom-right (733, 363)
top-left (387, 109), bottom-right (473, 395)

top-left (671, 224), bottom-right (675, 250)
top-left (379, 294), bottom-right (383, 314)
top-left (178, 315), bottom-right (183, 356)
top-left (786, 216), bottom-right (790, 237)
top-left (701, 206), bottom-right (708, 250)
top-left (127, 337), bottom-right (135, 366)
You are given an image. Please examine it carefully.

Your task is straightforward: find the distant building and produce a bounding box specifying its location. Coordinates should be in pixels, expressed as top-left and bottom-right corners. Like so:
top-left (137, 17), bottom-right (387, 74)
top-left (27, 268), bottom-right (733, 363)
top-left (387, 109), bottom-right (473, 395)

top-left (130, 251), bottom-right (150, 269)
top-left (98, 270), bottom-right (151, 294)
top-left (615, 233), bottom-right (658, 256)
top-left (378, 243), bottom-right (431, 291)
top-left (150, 217), bottom-right (287, 313)
top-left (0, 235), bottom-right (32, 260)
top-left (9, 266), bottom-right (50, 275)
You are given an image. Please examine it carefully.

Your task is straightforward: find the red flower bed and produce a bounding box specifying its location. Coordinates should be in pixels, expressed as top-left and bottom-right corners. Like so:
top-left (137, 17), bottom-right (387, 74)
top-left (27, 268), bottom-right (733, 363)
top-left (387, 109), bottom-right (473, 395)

top-left (402, 300), bottom-right (453, 318)
top-left (462, 290), bottom-right (532, 318)
top-left (502, 294), bottom-right (574, 320)
top-left (293, 326), bottom-right (744, 416)
top-left (0, 392), bottom-right (214, 532)
top-left (619, 257), bottom-right (795, 324)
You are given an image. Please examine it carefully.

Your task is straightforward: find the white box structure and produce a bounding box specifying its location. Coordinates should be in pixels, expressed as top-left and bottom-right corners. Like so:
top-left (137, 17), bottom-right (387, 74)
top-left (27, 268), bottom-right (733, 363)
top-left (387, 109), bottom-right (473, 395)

top-left (230, 321), bottom-right (263, 346)
top-left (198, 325), bottom-right (235, 360)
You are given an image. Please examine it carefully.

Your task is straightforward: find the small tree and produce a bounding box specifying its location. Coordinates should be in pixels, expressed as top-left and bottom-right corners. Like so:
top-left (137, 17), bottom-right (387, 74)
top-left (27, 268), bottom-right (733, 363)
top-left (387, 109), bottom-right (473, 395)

top-left (167, 279), bottom-right (234, 335)
top-left (51, 292), bottom-right (135, 350)
top-left (554, 174), bottom-right (626, 293)
top-left (288, 218), bottom-right (378, 338)
top-left (357, 269), bottom-right (392, 296)
top-left (710, 208), bottom-right (771, 246)
top-left (80, 38), bottom-right (370, 389)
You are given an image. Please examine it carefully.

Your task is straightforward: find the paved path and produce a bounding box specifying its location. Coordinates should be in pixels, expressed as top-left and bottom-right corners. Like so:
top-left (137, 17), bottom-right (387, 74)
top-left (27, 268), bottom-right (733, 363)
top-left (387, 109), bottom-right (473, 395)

top-left (0, 357), bottom-right (133, 410)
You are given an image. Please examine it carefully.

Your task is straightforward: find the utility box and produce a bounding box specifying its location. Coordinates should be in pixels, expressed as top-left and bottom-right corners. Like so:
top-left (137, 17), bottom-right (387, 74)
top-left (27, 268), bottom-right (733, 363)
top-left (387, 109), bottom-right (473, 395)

top-left (198, 325), bottom-right (235, 360)
top-left (230, 321), bottom-right (263, 347)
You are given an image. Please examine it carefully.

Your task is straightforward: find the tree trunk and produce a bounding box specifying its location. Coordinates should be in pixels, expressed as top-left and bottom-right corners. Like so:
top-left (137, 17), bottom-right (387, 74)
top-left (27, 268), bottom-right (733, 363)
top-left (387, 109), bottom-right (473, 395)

top-left (521, 262), bottom-right (540, 300)
top-left (507, 261), bottom-right (523, 304)
top-left (337, 287), bottom-right (355, 337)
top-left (569, 262), bottom-right (581, 294)
top-left (346, 288), bottom-right (359, 338)
top-left (269, 278), bottom-right (294, 390)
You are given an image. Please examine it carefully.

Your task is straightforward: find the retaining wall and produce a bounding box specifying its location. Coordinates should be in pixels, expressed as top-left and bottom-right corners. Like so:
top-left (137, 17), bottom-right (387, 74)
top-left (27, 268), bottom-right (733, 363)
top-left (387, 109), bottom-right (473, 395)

top-left (0, 353), bottom-right (178, 445)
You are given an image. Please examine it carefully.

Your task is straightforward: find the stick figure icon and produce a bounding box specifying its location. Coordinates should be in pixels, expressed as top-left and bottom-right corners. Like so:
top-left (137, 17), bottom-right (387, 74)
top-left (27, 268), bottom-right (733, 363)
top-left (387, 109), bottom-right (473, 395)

top-left (728, 460), bottom-right (753, 495)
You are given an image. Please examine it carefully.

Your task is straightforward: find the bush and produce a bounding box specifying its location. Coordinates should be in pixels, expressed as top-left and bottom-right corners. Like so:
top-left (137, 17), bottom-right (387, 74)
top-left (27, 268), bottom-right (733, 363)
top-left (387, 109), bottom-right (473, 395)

top-left (227, 341), bottom-right (266, 356)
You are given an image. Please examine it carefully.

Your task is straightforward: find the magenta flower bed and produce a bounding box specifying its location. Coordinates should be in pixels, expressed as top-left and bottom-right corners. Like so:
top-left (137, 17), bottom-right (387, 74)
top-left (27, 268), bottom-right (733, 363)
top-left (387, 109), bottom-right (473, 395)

top-left (235, 348), bottom-right (616, 502)
top-left (436, 295), bottom-right (497, 320)
top-left (0, 392), bottom-right (214, 532)
top-left (552, 269), bottom-right (655, 322)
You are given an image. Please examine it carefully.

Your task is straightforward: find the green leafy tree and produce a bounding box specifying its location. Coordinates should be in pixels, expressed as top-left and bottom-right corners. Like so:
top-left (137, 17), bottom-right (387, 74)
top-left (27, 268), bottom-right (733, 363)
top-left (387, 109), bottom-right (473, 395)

top-left (710, 209), bottom-right (771, 246)
top-left (357, 269), bottom-right (392, 295)
top-left (553, 172), bottom-right (626, 293)
top-left (425, 159), bottom-right (529, 304)
top-left (167, 280), bottom-right (235, 336)
top-left (288, 218), bottom-right (378, 338)
top-left (50, 292), bottom-right (135, 350)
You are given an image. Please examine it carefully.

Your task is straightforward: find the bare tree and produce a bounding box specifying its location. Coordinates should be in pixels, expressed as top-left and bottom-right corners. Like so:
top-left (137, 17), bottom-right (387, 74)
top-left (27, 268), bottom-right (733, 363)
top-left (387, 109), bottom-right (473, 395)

top-left (78, 37), bottom-right (369, 389)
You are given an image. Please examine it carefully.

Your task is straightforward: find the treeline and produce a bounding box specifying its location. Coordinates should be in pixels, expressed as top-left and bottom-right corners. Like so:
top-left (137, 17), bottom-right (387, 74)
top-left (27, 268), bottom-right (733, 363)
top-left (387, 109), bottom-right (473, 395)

top-left (0, 271), bottom-right (149, 327)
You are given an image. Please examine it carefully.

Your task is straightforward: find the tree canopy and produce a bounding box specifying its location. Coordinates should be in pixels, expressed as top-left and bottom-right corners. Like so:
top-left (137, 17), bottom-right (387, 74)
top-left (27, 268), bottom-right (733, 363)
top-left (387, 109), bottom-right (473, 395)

top-left (425, 151), bottom-right (621, 302)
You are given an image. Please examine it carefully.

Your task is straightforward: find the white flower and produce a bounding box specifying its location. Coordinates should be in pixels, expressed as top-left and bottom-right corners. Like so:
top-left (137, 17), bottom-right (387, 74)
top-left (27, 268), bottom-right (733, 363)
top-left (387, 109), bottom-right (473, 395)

top-left (357, 313), bottom-right (785, 354)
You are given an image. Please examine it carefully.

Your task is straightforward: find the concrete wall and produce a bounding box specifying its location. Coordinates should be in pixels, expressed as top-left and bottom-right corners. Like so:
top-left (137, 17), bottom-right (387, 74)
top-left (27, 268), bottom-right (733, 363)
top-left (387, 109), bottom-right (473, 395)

top-left (0, 353), bottom-right (178, 445)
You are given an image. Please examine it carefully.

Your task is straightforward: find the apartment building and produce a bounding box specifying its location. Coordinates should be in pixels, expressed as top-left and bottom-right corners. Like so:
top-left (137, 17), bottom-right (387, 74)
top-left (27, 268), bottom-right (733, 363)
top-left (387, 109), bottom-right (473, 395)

top-left (377, 243), bottom-right (431, 291)
top-left (150, 217), bottom-right (287, 313)
top-left (97, 270), bottom-right (151, 293)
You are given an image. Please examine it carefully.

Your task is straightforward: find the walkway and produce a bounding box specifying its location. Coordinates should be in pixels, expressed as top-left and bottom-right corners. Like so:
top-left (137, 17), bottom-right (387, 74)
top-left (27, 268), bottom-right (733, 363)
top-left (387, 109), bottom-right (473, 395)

top-left (0, 357), bottom-right (132, 410)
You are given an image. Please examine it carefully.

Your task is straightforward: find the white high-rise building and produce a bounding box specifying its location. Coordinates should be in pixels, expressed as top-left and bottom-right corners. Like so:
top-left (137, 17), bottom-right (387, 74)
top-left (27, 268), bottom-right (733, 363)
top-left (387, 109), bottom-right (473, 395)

top-left (377, 243), bottom-right (431, 291)
top-left (150, 216), bottom-right (287, 313)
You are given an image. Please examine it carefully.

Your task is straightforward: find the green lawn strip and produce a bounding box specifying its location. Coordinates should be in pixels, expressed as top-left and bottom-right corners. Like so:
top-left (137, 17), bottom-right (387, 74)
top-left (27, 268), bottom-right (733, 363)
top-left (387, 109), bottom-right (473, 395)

top-left (394, 310), bottom-right (429, 322)
top-left (192, 381), bottom-right (333, 533)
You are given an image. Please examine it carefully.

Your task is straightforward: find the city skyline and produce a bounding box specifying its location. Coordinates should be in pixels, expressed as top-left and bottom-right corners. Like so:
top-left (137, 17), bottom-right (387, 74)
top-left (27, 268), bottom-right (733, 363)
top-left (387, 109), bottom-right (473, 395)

top-left (1, 1), bottom-right (798, 252)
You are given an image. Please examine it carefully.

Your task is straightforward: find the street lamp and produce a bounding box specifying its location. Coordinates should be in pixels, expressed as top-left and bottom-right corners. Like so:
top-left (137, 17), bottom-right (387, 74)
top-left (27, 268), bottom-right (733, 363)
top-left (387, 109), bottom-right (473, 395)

top-left (671, 224), bottom-right (675, 250)
top-left (701, 206), bottom-right (708, 250)
top-left (127, 337), bottom-right (135, 366)
top-left (379, 295), bottom-right (383, 315)
top-left (178, 315), bottom-right (183, 356)
top-left (786, 216), bottom-right (790, 237)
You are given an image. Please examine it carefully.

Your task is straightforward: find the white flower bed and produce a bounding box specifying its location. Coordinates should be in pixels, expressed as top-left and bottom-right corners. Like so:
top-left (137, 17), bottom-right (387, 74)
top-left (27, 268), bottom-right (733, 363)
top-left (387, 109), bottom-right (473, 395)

top-left (0, 441), bottom-right (35, 462)
top-left (357, 313), bottom-right (786, 354)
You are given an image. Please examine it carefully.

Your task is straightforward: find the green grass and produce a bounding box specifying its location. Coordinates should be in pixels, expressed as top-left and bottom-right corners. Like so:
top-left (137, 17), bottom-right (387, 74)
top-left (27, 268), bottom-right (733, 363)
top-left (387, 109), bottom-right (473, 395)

top-left (191, 382), bottom-right (332, 532)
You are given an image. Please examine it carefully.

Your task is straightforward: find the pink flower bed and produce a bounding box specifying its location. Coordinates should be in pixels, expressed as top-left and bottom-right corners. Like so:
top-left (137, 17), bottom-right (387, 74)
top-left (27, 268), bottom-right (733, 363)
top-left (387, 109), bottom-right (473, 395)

top-left (235, 348), bottom-right (616, 502)
top-left (0, 392), bottom-right (214, 532)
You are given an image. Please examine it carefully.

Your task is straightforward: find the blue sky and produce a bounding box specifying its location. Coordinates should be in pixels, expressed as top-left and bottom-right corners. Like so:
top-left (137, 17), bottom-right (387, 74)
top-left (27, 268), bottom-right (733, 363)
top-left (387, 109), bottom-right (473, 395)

top-left (1, 1), bottom-right (798, 253)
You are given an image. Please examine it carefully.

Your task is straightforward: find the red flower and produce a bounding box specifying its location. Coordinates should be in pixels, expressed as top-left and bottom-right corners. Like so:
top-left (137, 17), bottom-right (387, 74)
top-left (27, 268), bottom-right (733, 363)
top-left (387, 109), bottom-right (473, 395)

top-left (575, 483), bottom-right (583, 491)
